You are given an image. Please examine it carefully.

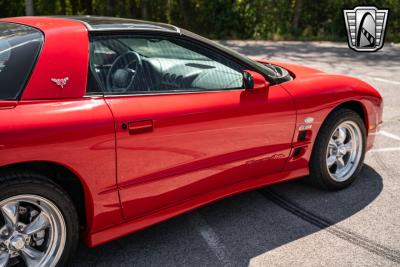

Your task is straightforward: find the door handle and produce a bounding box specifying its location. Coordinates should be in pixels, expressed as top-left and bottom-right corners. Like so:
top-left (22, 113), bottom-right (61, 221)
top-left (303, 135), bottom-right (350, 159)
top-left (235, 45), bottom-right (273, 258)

top-left (126, 120), bottom-right (154, 135)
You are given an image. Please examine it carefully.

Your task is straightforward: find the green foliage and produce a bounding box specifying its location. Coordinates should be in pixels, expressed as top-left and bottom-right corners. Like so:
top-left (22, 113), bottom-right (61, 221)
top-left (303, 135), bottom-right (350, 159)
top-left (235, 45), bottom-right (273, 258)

top-left (0, 0), bottom-right (399, 42)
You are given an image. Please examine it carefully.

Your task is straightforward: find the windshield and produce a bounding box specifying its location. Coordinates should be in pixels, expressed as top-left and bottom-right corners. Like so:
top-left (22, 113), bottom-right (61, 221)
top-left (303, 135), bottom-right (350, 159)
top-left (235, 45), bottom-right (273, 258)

top-left (0, 22), bottom-right (43, 99)
top-left (180, 29), bottom-right (292, 83)
top-left (120, 38), bottom-right (209, 60)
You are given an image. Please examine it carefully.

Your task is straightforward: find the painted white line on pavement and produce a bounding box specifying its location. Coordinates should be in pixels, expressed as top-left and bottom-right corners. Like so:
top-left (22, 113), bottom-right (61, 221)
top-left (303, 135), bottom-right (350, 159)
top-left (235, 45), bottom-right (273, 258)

top-left (370, 147), bottom-right (400, 153)
top-left (379, 130), bottom-right (400, 142)
top-left (365, 77), bottom-right (400, 85)
top-left (189, 212), bottom-right (232, 266)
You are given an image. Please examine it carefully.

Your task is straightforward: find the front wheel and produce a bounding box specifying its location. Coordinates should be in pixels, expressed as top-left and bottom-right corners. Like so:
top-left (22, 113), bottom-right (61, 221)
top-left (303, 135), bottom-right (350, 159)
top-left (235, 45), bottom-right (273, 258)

top-left (308, 108), bottom-right (366, 190)
top-left (0, 173), bottom-right (79, 267)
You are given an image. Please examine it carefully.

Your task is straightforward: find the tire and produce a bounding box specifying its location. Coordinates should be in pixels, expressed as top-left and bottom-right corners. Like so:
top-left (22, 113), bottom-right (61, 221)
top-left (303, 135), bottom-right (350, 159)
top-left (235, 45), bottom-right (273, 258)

top-left (0, 171), bottom-right (79, 267)
top-left (308, 108), bottom-right (366, 190)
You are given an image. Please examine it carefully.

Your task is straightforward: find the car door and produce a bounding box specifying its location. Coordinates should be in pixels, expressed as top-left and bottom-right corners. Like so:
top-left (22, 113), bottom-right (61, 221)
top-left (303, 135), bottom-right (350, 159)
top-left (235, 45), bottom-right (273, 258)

top-left (89, 33), bottom-right (296, 220)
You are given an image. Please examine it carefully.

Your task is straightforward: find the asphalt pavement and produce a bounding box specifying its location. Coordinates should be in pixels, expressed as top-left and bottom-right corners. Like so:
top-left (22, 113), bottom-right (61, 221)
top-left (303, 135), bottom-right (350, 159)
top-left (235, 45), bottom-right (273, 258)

top-left (71, 41), bottom-right (400, 267)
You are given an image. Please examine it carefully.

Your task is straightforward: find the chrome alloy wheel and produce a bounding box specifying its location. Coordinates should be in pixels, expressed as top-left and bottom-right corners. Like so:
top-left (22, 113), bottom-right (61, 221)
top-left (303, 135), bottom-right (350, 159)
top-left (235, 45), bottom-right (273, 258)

top-left (326, 121), bottom-right (363, 182)
top-left (0, 195), bottom-right (66, 267)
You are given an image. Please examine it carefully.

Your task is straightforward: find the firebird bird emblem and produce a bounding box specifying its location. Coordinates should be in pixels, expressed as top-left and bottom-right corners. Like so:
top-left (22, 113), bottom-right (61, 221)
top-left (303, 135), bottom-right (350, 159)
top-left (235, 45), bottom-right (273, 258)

top-left (51, 77), bottom-right (69, 88)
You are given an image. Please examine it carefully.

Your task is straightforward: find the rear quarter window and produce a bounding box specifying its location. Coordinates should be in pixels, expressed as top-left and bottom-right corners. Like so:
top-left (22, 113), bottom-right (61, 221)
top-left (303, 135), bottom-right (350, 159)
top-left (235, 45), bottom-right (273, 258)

top-left (0, 22), bottom-right (43, 100)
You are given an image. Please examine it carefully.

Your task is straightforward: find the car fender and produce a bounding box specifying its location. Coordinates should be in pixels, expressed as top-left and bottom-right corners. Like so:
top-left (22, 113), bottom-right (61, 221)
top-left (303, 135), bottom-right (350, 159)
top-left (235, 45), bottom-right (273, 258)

top-left (278, 71), bottom-right (382, 172)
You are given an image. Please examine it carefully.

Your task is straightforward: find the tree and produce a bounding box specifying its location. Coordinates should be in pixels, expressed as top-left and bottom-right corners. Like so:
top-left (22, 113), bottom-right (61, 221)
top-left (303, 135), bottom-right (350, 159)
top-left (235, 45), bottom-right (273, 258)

top-left (179, 0), bottom-right (189, 28)
top-left (0, 0), bottom-right (398, 43)
top-left (292, 0), bottom-right (302, 36)
top-left (25, 0), bottom-right (34, 15)
top-left (141, 0), bottom-right (148, 20)
top-left (84, 0), bottom-right (93, 14)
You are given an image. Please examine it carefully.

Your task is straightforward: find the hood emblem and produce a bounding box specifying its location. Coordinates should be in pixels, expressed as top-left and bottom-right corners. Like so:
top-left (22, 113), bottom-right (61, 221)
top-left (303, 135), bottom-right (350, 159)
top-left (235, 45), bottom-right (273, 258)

top-left (51, 77), bottom-right (69, 88)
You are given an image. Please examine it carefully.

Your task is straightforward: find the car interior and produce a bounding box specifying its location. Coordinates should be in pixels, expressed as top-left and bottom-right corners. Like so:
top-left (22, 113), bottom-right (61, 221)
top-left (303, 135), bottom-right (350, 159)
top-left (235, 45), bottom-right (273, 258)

top-left (88, 36), bottom-right (246, 94)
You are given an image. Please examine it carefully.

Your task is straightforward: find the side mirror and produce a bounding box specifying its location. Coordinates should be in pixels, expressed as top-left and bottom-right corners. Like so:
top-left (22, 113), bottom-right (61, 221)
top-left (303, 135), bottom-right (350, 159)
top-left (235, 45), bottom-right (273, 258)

top-left (243, 70), bottom-right (270, 90)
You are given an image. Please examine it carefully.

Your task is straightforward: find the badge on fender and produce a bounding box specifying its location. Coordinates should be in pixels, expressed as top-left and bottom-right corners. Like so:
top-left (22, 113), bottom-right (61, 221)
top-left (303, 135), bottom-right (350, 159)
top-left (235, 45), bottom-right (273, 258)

top-left (51, 77), bottom-right (69, 88)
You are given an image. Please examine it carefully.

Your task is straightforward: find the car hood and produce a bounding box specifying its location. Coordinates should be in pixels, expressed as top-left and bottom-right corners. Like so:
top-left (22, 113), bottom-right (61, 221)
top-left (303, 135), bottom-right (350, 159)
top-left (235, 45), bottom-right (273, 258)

top-left (258, 60), bottom-right (382, 106)
top-left (256, 59), bottom-right (381, 97)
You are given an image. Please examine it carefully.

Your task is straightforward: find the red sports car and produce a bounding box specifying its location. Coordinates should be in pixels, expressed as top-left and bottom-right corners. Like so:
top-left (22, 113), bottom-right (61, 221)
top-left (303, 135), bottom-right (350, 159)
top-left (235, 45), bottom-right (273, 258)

top-left (0, 16), bottom-right (382, 266)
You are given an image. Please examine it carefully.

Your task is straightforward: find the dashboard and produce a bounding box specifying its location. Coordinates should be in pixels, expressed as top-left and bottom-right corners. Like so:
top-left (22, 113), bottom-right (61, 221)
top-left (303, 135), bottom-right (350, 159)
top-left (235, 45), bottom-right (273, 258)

top-left (92, 51), bottom-right (288, 93)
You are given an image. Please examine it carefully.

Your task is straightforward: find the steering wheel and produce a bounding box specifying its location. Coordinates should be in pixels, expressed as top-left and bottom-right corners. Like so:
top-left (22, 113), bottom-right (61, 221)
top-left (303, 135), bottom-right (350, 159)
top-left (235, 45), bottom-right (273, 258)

top-left (106, 51), bottom-right (143, 93)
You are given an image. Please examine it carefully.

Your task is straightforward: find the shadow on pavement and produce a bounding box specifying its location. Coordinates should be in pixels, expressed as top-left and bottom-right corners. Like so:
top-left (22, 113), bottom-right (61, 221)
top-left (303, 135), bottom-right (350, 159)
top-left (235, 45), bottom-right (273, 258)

top-left (71, 164), bottom-right (382, 266)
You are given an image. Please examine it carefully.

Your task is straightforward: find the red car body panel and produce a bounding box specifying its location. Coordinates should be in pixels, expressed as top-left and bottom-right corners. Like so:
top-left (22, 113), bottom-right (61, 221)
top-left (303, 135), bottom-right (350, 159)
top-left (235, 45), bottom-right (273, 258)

top-left (3, 17), bottom-right (89, 100)
top-left (0, 98), bottom-right (123, 233)
top-left (0, 17), bottom-right (383, 247)
top-left (107, 86), bottom-right (295, 220)
top-left (277, 62), bottom-right (382, 146)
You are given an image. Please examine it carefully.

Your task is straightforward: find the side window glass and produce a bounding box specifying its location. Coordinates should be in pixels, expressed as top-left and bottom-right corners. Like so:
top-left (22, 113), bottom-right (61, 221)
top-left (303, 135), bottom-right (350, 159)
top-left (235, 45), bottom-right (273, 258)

top-left (0, 22), bottom-right (43, 99)
top-left (89, 35), bottom-right (244, 94)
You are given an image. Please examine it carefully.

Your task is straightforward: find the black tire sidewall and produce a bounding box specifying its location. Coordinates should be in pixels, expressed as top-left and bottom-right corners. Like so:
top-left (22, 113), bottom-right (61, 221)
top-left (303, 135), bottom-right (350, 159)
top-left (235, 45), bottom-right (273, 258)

top-left (310, 109), bottom-right (367, 190)
top-left (0, 174), bottom-right (79, 267)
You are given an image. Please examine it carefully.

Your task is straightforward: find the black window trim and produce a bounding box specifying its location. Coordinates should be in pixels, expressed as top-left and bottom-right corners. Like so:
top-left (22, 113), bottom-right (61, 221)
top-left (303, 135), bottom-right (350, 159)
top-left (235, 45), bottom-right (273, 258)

top-left (86, 30), bottom-right (270, 97)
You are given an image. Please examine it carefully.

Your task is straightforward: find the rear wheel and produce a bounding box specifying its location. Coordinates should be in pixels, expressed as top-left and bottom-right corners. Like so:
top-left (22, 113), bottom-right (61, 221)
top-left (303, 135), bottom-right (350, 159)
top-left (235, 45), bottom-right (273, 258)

top-left (0, 172), bottom-right (79, 266)
top-left (308, 108), bottom-right (366, 190)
